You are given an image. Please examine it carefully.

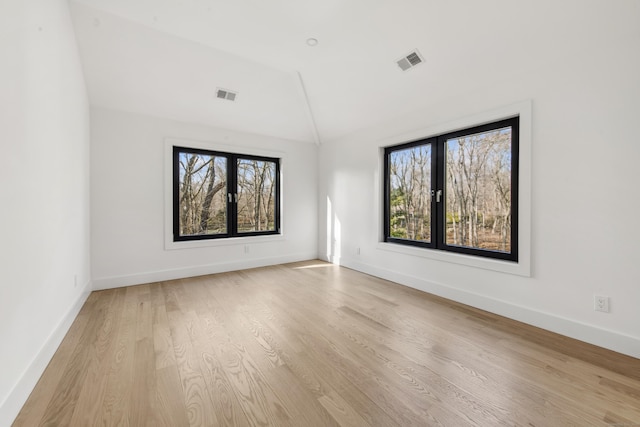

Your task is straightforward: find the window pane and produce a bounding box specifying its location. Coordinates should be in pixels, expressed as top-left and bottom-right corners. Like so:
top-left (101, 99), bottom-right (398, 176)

top-left (237, 158), bottom-right (277, 233)
top-left (388, 144), bottom-right (432, 242)
top-left (445, 127), bottom-right (512, 253)
top-left (178, 152), bottom-right (227, 236)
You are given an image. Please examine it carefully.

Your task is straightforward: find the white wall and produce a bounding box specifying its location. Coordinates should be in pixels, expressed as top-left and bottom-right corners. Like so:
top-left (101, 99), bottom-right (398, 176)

top-left (319, 7), bottom-right (640, 357)
top-left (91, 108), bottom-right (318, 289)
top-left (0, 0), bottom-right (92, 424)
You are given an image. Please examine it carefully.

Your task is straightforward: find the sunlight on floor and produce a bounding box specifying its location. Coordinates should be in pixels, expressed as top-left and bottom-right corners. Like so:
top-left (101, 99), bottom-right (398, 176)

top-left (293, 263), bottom-right (335, 270)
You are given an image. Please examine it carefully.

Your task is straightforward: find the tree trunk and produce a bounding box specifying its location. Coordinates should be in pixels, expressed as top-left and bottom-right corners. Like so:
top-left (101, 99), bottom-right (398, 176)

top-left (199, 161), bottom-right (225, 233)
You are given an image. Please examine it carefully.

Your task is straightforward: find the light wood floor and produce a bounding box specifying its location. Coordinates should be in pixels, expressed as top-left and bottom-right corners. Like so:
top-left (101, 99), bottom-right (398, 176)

top-left (14, 260), bottom-right (640, 426)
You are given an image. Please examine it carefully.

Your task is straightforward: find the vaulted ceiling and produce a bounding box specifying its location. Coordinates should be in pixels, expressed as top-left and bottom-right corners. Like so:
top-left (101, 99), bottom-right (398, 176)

top-left (70, 0), bottom-right (618, 144)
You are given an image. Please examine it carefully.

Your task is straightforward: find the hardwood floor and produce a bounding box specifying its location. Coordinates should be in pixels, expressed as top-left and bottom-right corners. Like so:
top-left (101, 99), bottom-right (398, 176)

top-left (14, 260), bottom-right (640, 426)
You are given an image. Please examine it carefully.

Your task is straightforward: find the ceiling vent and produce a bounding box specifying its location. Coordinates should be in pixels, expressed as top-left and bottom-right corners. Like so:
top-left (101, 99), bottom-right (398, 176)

top-left (397, 50), bottom-right (423, 71)
top-left (216, 88), bottom-right (237, 101)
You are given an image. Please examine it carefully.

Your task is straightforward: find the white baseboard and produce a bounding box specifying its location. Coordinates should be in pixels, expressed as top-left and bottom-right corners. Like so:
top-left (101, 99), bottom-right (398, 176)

top-left (92, 252), bottom-right (319, 290)
top-left (0, 280), bottom-right (92, 427)
top-left (342, 258), bottom-right (640, 359)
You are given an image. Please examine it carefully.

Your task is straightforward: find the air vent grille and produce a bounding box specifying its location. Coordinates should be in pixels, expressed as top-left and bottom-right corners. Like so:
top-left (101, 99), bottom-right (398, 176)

top-left (407, 52), bottom-right (422, 66)
top-left (216, 88), bottom-right (238, 101)
top-left (397, 50), bottom-right (424, 71)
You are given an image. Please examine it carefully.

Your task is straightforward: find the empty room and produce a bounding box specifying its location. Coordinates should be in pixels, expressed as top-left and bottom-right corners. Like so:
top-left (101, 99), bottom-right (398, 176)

top-left (2, 0), bottom-right (639, 425)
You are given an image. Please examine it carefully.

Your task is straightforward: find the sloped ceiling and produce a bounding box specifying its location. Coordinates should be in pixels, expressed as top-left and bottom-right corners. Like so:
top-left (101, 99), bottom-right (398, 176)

top-left (70, 0), bottom-right (619, 143)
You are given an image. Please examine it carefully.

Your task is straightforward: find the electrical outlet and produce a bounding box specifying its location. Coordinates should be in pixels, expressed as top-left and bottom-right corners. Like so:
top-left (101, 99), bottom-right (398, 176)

top-left (356, 247), bottom-right (361, 255)
top-left (244, 245), bottom-right (250, 254)
top-left (594, 295), bottom-right (610, 313)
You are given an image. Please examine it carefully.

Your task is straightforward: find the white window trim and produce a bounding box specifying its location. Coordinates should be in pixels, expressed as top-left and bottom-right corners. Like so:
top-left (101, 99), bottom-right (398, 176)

top-left (376, 100), bottom-right (532, 277)
top-left (164, 137), bottom-right (286, 251)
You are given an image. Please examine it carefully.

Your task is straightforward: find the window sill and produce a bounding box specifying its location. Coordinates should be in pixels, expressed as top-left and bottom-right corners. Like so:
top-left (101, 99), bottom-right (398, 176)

top-left (376, 242), bottom-right (530, 277)
top-left (165, 233), bottom-right (285, 251)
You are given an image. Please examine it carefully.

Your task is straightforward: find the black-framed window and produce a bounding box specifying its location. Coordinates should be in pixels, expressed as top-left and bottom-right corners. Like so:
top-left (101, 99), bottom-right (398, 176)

top-left (384, 117), bottom-right (519, 261)
top-left (173, 146), bottom-right (280, 241)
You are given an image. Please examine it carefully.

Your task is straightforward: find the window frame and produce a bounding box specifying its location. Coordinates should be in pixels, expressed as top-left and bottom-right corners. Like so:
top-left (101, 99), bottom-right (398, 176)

top-left (383, 117), bottom-right (519, 262)
top-left (384, 137), bottom-right (437, 250)
top-left (172, 145), bottom-right (281, 242)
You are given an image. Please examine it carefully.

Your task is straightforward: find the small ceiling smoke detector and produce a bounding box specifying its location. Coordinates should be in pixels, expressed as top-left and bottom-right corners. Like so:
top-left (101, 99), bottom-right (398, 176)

top-left (397, 49), bottom-right (424, 71)
top-left (306, 38), bottom-right (319, 47)
top-left (216, 88), bottom-right (238, 101)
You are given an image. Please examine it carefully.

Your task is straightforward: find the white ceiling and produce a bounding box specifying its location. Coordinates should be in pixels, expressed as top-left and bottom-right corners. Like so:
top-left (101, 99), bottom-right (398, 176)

top-left (69, 0), bottom-right (622, 144)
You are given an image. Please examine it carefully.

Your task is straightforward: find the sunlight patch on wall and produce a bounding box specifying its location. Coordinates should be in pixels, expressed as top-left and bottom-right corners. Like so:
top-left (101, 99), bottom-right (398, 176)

top-left (325, 196), bottom-right (342, 263)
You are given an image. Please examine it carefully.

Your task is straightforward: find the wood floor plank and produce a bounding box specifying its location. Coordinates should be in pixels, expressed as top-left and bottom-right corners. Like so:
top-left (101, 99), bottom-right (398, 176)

top-left (130, 285), bottom-right (158, 427)
top-left (175, 277), bottom-right (256, 426)
top-left (271, 289), bottom-right (471, 426)
top-left (97, 285), bottom-right (139, 426)
top-left (329, 301), bottom-right (546, 424)
top-left (11, 295), bottom-right (94, 427)
top-left (67, 287), bottom-right (126, 426)
top-left (149, 283), bottom-right (190, 427)
top-left (276, 265), bottom-right (595, 424)
top-left (13, 260), bottom-right (640, 426)
top-left (194, 276), bottom-right (295, 427)
top-left (154, 365), bottom-right (190, 427)
top-left (207, 276), bottom-right (340, 427)
top-left (318, 388), bottom-right (372, 427)
top-left (35, 290), bottom-right (117, 426)
top-left (240, 299), bottom-right (401, 427)
top-left (164, 282), bottom-right (219, 427)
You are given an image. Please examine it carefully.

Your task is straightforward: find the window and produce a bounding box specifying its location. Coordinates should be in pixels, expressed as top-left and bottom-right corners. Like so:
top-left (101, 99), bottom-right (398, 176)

top-left (173, 146), bottom-right (280, 241)
top-left (384, 117), bottom-right (519, 261)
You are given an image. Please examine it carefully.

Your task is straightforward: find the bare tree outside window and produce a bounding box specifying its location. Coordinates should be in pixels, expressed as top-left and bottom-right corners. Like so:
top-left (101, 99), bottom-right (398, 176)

top-left (384, 117), bottom-right (518, 261)
top-left (237, 159), bottom-right (277, 232)
top-left (178, 152), bottom-right (227, 236)
top-left (173, 146), bottom-right (280, 241)
top-left (388, 144), bottom-right (431, 242)
top-left (445, 127), bottom-right (512, 252)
